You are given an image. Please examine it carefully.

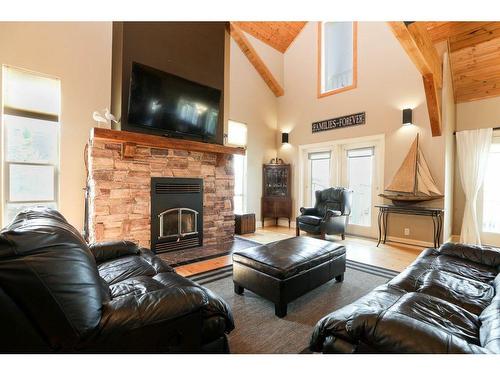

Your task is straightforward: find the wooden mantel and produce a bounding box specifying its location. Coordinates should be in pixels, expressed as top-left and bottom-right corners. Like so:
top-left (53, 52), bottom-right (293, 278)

top-left (91, 128), bottom-right (246, 157)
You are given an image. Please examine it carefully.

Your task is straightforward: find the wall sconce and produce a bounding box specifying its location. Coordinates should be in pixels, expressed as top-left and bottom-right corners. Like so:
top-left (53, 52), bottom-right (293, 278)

top-left (402, 108), bottom-right (413, 126)
top-left (281, 132), bottom-right (289, 144)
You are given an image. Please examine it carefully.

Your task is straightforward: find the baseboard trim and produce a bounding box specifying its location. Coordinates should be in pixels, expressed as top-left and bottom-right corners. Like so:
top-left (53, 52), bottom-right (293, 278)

top-left (385, 236), bottom-right (434, 248)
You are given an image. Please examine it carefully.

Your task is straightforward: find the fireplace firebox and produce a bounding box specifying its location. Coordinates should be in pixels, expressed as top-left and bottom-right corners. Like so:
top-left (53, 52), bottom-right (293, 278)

top-left (151, 177), bottom-right (203, 253)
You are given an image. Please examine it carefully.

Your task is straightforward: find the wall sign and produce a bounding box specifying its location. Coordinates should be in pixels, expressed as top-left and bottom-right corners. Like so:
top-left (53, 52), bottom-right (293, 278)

top-left (312, 112), bottom-right (366, 133)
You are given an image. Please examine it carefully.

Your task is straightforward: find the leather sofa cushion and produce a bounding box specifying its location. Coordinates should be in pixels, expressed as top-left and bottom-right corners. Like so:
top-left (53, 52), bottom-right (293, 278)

top-left (297, 215), bottom-right (322, 226)
top-left (98, 250), bottom-right (173, 285)
top-left (89, 241), bottom-right (140, 263)
top-left (347, 292), bottom-right (481, 353)
top-left (100, 259), bottom-right (234, 343)
top-left (233, 236), bottom-right (345, 280)
top-left (417, 270), bottom-right (494, 316)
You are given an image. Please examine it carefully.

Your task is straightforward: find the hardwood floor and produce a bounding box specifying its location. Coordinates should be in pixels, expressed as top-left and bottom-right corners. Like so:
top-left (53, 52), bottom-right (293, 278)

top-left (175, 226), bottom-right (424, 277)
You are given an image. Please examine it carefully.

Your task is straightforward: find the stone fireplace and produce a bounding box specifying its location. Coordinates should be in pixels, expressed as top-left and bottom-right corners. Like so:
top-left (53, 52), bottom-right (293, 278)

top-left (86, 128), bottom-right (243, 250)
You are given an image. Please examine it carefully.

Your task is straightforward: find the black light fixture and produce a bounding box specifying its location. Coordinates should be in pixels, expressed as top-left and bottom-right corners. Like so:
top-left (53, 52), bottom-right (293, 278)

top-left (402, 108), bottom-right (413, 126)
top-left (281, 132), bottom-right (289, 144)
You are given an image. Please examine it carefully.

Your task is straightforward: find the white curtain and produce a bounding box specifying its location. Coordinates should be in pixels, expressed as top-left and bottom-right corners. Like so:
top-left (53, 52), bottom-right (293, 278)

top-left (456, 128), bottom-right (492, 245)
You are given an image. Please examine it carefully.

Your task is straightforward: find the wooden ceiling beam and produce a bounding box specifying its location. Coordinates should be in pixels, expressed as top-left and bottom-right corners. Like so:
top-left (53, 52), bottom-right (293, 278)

top-left (229, 22), bottom-right (284, 97)
top-left (388, 21), bottom-right (442, 136)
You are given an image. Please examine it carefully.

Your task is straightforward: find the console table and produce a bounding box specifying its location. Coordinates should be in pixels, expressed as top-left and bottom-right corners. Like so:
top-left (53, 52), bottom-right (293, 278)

top-left (375, 204), bottom-right (444, 248)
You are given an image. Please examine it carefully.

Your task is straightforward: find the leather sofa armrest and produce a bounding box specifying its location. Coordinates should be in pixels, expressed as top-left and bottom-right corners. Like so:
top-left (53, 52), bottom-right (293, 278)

top-left (438, 242), bottom-right (500, 267)
top-left (89, 240), bottom-right (140, 263)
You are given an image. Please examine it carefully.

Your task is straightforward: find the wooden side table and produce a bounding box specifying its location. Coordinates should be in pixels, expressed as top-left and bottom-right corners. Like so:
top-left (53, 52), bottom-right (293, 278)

top-left (235, 213), bottom-right (256, 235)
top-left (375, 204), bottom-right (444, 248)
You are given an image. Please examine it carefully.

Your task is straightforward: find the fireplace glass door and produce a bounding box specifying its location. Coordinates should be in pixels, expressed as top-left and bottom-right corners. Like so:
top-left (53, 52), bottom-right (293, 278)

top-left (159, 208), bottom-right (198, 240)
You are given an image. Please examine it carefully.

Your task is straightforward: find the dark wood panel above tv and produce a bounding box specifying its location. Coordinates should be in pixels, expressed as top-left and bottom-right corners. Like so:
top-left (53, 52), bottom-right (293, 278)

top-left (111, 22), bottom-right (228, 145)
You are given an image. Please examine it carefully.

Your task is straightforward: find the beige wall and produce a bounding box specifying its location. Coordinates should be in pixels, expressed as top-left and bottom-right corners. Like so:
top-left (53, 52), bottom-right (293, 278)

top-left (244, 31), bottom-right (284, 88)
top-left (0, 22), bottom-right (112, 231)
top-left (277, 22), bottom-right (446, 244)
top-left (228, 38), bottom-right (279, 225)
top-left (452, 96), bottom-right (500, 235)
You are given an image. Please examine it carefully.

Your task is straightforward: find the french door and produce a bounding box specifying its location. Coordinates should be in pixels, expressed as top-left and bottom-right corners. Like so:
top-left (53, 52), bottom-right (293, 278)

top-left (341, 142), bottom-right (381, 237)
top-left (301, 136), bottom-right (383, 238)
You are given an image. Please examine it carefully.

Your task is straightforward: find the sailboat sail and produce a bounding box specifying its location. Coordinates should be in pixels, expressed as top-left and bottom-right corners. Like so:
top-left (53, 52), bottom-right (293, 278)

top-left (380, 134), bottom-right (443, 204)
top-left (416, 149), bottom-right (441, 195)
top-left (385, 137), bottom-right (417, 193)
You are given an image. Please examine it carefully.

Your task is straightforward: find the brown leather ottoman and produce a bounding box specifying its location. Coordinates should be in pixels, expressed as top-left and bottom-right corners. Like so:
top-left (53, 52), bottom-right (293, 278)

top-left (232, 236), bottom-right (346, 317)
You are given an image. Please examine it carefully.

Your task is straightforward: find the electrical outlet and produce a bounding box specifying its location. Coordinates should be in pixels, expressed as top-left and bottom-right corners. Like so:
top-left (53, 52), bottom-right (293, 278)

top-left (404, 228), bottom-right (410, 236)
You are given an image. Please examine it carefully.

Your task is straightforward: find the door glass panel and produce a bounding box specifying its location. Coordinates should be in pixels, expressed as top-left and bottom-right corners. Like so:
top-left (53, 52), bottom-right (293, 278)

top-left (483, 142), bottom-right (500, 233)
top-left (347, 147), bottom-right (373, 226)
top-left (309, 152), bottom-right (331, 206)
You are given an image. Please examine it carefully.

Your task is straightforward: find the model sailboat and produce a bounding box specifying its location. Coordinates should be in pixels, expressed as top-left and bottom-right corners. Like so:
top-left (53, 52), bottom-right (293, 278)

top-left (379, 134), bottom-right (443, 205)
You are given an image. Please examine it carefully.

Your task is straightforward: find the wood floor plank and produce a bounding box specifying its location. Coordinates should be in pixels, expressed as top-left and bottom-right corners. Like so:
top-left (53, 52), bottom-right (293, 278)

top-left (175, 226), bottom-right (423, 276)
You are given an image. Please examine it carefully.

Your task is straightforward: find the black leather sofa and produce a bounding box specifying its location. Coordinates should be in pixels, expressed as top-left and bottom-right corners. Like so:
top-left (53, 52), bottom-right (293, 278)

top-left (0, 207), bottom-right (234, 353)
top-left (310, 242), bottom-right (500, 353)
top-left (296, 187), bottom-right (353, 239)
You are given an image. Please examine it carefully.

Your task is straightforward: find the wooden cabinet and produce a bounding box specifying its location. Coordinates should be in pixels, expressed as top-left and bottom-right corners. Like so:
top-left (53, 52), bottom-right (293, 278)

top-left (261, 164), bottom-right (292, 227)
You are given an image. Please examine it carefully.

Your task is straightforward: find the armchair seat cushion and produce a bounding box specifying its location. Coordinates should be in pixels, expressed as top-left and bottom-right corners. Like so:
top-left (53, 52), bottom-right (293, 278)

top-left (298, 215), bottom-right (323, 226)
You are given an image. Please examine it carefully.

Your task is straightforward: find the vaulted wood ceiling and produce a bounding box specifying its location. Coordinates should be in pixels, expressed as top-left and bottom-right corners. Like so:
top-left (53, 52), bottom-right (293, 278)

top-left (425, 22), bottom-right (500, 103)
top-left (232, 22), bottom-right (307, 53)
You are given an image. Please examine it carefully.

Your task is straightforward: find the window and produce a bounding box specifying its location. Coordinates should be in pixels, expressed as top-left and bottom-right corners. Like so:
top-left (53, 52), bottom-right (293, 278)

top-left (318, 22), bottom-right (357, 98)
top-left (2, 66), bottom-right (61, 224)
top-left (482, 137), bottom-right (500, 234)
top-left (227, 120), bottom-right (247, 147)
top-left (228, 120), bottom-right (247, 214)
top-left (346, 147), bottom-right (374, 227)
top-left (309, 151), bottom-right (331, 206)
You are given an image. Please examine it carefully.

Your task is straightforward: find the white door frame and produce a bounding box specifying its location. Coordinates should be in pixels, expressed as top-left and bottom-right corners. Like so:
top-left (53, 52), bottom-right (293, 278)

top-left (298, 134), bottom-right (385, 238)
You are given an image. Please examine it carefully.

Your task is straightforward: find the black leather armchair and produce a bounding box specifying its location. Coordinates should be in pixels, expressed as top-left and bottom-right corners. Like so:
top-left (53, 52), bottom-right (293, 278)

top-left (296, 187), bottom-right (353, 240)
top-left (0, 207), bottom-right (234, 353)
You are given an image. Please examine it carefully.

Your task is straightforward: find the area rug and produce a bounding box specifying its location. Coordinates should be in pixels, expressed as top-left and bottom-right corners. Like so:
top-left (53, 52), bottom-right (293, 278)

top-left (158, 236), bottom-right (261, 267)
top-left (189, 261), bottom-right (399, 354)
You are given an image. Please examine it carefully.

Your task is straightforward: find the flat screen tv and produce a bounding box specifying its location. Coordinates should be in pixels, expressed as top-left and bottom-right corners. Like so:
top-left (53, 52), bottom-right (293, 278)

top-left (127, 62), bottom-right (222, 144)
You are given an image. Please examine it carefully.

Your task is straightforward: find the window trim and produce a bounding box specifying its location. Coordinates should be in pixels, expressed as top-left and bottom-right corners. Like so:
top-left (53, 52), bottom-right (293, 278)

top-left (233, 154), bottom-right (247, 214)
top-left (317, 21), bottom-right (358, 99)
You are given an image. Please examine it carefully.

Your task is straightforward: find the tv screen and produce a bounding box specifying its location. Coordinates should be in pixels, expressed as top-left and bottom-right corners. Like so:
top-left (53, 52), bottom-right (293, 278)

top-left (127, 62), bottom-right (221, 143)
